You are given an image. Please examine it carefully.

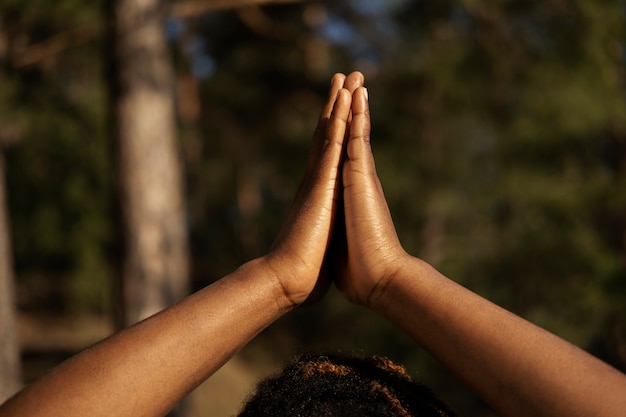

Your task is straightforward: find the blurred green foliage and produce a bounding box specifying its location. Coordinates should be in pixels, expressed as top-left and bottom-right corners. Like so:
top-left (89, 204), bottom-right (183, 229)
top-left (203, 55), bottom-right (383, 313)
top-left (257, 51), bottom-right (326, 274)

top-left (1, 1), bottom-right (625, 415)
top-left (1, 0), bottom-right (111, 313)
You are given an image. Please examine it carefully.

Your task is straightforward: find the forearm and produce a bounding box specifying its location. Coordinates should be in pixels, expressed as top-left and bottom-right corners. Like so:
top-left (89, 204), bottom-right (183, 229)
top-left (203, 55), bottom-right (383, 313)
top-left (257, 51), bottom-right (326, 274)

top-left (372, 256), bottom-right (626, 417)
top-left (0, 257), bottom-right (290, 417)
top-left (0, 72), bottom-right (355, 417)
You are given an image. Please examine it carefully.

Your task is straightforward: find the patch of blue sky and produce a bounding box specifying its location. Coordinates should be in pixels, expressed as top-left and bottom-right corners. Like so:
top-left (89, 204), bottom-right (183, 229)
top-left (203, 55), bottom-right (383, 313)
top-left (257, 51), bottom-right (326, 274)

top-left (372, 15), bottom-right (399, 39)
top-left (183, 36), bottom-right (206, 56)
top-left (318, 14), bottom-right (362, 48)
top-left (164, 17), bottom-right (185, 41)
top-left (349, 0), bottom-right (411, 16)
top-left (318, 11), bottom-right (400, 65)
top-left (319, 15), bottom-right (378, 63)
top-left (347, 0), bottom-right (401, 39)
top-left (183, 36), bottom-right (215, 79)
top-left (191, 54), bottom-right (216, 79)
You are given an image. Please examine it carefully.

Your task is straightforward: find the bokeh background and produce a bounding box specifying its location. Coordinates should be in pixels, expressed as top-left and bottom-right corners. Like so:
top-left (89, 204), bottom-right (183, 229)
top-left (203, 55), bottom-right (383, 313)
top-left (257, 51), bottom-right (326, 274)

top-left (0, 1), bottom-right (625, 416)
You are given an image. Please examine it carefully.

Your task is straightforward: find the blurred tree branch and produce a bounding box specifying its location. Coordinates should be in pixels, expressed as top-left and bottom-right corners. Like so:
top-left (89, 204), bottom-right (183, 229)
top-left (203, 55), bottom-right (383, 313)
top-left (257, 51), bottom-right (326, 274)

top-left (170, 0), bottom-right (306, 18)
top-left (11, 24), bottom-right (97, 68)
top-left (236, 5), bottom-right (295, 39)
top-left (9, 0), bottom-right (307, 68)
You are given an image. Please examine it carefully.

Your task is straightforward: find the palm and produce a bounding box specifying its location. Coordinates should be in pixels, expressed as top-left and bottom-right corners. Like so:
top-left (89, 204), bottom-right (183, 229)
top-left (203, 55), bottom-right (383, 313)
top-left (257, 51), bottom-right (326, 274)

top-left (334, 87), bottom-right (406, 306)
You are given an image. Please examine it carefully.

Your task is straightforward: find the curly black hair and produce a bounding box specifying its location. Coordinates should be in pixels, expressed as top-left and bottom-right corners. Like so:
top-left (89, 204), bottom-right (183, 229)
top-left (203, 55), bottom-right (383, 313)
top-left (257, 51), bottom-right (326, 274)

top-left (237, 353), bottom-right (456, 417)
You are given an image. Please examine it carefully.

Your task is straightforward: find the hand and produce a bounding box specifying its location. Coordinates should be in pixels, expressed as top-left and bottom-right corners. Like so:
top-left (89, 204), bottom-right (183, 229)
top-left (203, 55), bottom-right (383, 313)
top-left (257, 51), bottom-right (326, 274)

top-left (335, 86), bottom-right (409, 307)
top-left (264, 72), bottom-right (363, 307)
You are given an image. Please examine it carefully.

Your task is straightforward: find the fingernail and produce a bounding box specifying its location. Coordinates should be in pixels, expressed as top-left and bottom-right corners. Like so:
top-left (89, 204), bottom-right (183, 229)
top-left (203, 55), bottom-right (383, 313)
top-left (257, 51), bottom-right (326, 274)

top-left (364, 88), bottom-right (369, 101)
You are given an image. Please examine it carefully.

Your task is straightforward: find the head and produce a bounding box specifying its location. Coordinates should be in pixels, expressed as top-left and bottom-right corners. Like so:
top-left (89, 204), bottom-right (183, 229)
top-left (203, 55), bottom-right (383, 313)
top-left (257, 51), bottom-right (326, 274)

top-left (237, 353), bottom-right (455, 417)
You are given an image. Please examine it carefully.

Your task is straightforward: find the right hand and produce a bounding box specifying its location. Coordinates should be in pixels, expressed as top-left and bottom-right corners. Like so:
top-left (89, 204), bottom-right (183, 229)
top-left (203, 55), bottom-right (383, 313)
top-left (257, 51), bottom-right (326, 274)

top-left (334, 86), bottom-right (410, 307)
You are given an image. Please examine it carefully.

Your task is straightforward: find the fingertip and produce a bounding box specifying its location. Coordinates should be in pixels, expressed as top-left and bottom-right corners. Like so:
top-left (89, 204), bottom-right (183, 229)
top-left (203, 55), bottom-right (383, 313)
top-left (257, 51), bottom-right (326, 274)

top-left (330, 73), bottom-right (346, 88)
top-left (351, 86), bottom-right (369, 113)
top-left (337, 87), bottom-right (352, 100)
top-left (347, 87), bottom-right (371, 151)
top-left (348, 71), bottom-right (365, 83)
top-left (332, 88), bottom-right (352, 118)
top-left (320, 75), bottom-right (347, 120)
top-left (344, 71), bottom-right (364, 93)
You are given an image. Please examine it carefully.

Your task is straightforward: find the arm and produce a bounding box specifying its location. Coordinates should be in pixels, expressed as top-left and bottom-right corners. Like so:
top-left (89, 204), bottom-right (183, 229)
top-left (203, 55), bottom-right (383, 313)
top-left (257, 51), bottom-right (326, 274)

top-left (0, 260), bottom-right (289, 417)
top-left (0, 72), bottom-right (364, 417)
top-left (336, 85), bottom-right (626, 417)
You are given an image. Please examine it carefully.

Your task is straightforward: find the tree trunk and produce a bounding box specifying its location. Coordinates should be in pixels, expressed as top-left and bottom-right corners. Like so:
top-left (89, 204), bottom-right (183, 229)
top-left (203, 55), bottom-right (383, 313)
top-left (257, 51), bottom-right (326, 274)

top-left (107, 0), bottom-right (189, 328)
top-left (0, 151), bottom-right (20, 403)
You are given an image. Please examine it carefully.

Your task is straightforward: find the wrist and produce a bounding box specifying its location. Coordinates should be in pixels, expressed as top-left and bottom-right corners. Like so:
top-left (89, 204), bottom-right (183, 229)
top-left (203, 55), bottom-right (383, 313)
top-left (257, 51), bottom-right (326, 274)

top-left (367, 254), bottom-right (433, 315)
top-left (258, 253), bottom-right (313, 311)
top-left (227, 256), bottom-right (298, 316)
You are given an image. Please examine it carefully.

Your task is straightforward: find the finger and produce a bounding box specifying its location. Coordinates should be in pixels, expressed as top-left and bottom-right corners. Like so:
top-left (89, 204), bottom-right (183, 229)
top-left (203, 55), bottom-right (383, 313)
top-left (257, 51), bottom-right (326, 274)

top-left (345, 87), bottom-right (372, 167)
top-left (303, 87), bottom-right (352, 185)
top-left (340, 71), bottom-right (364, 129)
top-left (312, 74), bottom-right (346, 156)
top-left (343, 71), bottom-right (364, 94)
top-left (319, 73), bottom-right (347, 121)
top-left (321, 88), bottom-right (352, 168)
top-left (306, 74), bottom-right (345, 173)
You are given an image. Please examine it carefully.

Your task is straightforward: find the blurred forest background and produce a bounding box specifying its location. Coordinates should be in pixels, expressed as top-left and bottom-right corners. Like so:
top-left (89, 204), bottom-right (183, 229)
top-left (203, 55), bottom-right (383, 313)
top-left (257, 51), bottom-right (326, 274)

top-left (0, 0), bottom-right (625, 416)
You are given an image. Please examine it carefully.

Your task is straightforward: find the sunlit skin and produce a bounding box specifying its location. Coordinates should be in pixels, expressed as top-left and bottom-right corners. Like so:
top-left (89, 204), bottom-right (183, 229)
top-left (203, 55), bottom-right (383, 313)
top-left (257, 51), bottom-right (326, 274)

top-left (332, 81), bottom-right (626, 417)
top-left (266, 71), bottom-right (364, 306)
top-left (1, 72), bottom-right (626, 417)
top-left (0, 71), bottom-right (363, 417)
